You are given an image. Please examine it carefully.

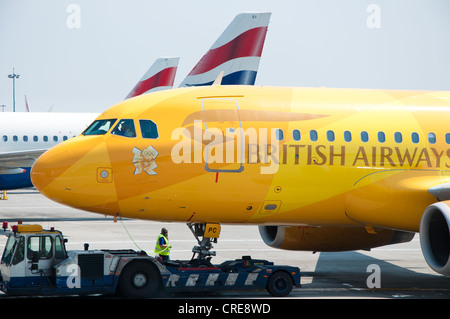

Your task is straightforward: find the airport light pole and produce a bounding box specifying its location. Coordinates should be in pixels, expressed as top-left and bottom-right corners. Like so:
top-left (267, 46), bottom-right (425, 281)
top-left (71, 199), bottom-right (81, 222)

top-left (8, 68), bottom-right (20, 112)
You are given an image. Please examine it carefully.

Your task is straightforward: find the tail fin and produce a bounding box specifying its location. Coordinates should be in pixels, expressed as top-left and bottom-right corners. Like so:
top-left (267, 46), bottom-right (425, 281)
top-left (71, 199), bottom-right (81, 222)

top-left (126, 57), bottom-right (179, 99)
top-left (179, 12), bottom-right (271, 87)
top-left (25, 95), bottom-right (30, 112)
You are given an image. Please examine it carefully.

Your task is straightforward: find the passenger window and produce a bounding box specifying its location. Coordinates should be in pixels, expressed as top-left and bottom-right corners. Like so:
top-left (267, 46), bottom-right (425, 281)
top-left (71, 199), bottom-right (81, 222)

top-left (310, 130), bottom-right (318, 142)
top-left (13, 136), bottom-right (18, 142)
top-left (111, 119), bottom-right (136, 138)
top-left (23, 136), bottom-right (28, 142)
top-left (53, 136), bottom-right (58, 142)
top-left (139, 120), bottom-right (159, 139)
top-left (344, 131), bottom-right (352, 142)
top-left (275, 129), bottom-right (284, 141)
top-left (82, 119), bottom-right (117, 136)
top-left (411, 132), bottom-right (419, 144)
top-left (361, 131), bottom-right (369, 143)
top-left (394, 132), bottom-right (402, 143)
top-left (2, 135), bottom-right (7, 142)
top-left (326, 130), bottom-right (335, 142)
top-left (428, 132), bottom-right (436, 144)
top-left (63, 136), bottom-right (68, 141)
top-left (293, 129), bottom-right (301, 141)
top-left (377, 132), bottom-right (385, 143)
top-left (446, 133), bottom-right (450, 144)
top-left (43, 136), bottom-right (48, 142)
top-left (33, 135), bottom-right (38, 142)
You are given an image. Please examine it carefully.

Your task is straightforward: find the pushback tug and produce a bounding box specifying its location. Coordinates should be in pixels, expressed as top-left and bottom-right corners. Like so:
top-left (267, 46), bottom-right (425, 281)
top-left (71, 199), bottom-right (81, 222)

top-left (0, 222), bottom-right (300, 297)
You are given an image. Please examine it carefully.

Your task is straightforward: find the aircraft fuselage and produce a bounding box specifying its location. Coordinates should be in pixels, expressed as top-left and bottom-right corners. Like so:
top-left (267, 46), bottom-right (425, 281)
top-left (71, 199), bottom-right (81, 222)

top-left (30, 86), bottom-right (450, 232)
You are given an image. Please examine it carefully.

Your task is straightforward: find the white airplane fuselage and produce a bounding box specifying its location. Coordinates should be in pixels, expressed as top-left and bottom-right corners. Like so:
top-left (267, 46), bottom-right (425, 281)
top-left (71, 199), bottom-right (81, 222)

top-left (0, 112), bottom-right (98, 153)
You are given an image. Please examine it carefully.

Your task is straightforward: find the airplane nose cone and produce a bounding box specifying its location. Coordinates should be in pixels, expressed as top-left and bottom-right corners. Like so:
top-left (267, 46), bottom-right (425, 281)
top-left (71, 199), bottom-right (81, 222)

top-left (31, 142), bottom-right (80, 199)
top-left (31, 137), bottom-right (120, 214)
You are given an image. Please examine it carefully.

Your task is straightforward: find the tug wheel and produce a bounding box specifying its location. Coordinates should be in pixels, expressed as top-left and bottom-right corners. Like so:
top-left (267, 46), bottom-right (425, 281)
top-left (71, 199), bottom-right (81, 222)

top-left (118, 261), bottom-right (161, 298)
top-left (266, 271), bottom-right (293, 297)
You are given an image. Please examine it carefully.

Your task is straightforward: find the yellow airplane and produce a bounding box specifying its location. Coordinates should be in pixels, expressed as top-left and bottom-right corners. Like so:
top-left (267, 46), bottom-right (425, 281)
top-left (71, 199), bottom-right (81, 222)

top-left (30, 84), bottom-right (450, 276)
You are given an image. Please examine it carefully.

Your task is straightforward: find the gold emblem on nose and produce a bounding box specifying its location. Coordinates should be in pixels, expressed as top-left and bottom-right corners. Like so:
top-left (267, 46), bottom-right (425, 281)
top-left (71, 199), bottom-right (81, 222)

top-left (132, 146), bottom-right (158, 175)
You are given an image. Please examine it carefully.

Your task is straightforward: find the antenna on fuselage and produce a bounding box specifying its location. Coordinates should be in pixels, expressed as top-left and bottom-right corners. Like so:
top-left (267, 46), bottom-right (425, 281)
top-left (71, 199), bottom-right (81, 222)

top-left (212, 71), bottom-right (224, 86)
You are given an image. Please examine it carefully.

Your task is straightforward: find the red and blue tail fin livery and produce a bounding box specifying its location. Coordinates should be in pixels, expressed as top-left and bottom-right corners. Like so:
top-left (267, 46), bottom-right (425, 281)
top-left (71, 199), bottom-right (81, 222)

top-left (126, 57), bottom-right (179, 99)
top-left (179, 12), bottom-right (271, 87)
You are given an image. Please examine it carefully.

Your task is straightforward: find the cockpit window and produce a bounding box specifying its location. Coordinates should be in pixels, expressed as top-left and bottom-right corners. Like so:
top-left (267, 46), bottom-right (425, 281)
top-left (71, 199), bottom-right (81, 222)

top-left (111, 119), bottom-right (136, 138)
top-left (139, 119), bottom-right (158, 139)
top-left (82, 119), bottom-right (117, 136)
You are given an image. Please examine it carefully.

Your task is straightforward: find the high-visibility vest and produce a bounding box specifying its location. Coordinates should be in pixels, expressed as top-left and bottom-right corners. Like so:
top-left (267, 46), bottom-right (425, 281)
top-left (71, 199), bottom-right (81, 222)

top-left (154, 234), bottom-right (170, 256)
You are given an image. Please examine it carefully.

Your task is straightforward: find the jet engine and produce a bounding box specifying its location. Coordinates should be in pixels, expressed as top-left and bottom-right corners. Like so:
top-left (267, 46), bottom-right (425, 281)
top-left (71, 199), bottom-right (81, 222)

top-left (420, 201), bottom-right (450, 276)
top-left (258, 225), bottom-right (414, 252)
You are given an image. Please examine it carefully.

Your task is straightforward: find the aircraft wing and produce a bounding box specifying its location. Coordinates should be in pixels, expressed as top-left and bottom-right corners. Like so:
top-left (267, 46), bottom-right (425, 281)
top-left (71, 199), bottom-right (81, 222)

top-left (0, 149), bottom-right (47, 170)
top-left (429, 183), bottom-right (450, 201)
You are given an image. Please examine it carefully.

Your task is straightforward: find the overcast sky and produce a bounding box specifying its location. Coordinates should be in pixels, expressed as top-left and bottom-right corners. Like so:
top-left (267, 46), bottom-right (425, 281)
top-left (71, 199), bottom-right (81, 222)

top-left (1, 0), bottom-right (449, 113)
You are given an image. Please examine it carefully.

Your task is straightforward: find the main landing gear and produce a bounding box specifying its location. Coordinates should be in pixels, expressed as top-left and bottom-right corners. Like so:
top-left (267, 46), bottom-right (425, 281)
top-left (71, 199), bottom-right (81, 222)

top-left (187, 222), bottom-right (221, 267)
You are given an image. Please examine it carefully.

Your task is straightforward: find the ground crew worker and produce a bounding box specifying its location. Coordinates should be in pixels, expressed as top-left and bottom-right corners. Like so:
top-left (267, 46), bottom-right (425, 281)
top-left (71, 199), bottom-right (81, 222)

top-left (154, 227), bottom-right (171, 261)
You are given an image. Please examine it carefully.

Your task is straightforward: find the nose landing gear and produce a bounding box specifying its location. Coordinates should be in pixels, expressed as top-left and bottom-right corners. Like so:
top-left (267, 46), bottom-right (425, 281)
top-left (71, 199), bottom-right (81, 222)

top-left (187, 223), bottom-right (221, 266)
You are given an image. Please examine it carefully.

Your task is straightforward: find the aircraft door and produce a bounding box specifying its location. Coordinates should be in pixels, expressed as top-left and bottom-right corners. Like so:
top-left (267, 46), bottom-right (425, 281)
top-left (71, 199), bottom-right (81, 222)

top-left (200, 98), bottom-right (244, 173)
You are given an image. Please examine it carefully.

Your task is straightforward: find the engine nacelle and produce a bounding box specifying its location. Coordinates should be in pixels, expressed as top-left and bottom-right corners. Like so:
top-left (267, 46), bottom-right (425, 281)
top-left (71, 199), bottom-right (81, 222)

top-left (420, 202), bottom-right (450, 276)
top-left (259, 225), bottom-right (414, 252)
